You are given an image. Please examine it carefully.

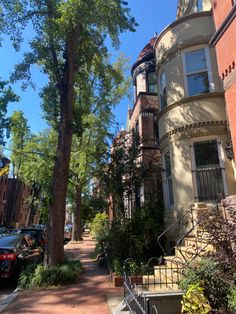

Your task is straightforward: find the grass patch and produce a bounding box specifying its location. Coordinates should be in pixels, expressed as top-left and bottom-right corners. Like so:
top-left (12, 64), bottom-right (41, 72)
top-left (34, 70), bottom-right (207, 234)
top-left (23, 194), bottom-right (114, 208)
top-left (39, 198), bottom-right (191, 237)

top-left (19, 260), bottom-right (82, 289)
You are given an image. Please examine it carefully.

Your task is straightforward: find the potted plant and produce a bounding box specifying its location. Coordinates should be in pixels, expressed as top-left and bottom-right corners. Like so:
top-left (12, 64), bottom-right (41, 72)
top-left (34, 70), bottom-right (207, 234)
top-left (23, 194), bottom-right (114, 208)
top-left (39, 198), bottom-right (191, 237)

top-left (111, 259), bottom-right (124, 287)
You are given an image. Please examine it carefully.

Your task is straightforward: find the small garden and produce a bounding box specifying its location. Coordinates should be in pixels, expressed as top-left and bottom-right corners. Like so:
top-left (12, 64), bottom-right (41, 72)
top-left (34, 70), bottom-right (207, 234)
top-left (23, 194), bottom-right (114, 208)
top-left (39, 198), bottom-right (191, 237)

top-left (180, 199), bottom-right (236, 313)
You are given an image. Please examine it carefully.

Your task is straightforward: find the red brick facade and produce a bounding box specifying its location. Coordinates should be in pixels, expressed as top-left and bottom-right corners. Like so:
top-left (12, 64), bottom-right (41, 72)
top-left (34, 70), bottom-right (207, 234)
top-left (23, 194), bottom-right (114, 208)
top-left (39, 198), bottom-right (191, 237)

top-left (0, 176), bottom-right (8, 224)
top-left (211, 0), bottom-right (236, 158)
top-left (225, 82), bottom-right (236, 157)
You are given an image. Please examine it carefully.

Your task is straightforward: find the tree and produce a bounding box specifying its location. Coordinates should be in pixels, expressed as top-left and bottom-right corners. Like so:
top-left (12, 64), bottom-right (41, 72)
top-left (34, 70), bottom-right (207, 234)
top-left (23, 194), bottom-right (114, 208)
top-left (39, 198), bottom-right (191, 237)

top-left (67, 54), bottom-right (131, 241)
top-left (0, 80), bottom-right (19, 146)
top-left (10, 111), bottom-right (30, 176)
top-left (0, 0), bottom-right (136, 265)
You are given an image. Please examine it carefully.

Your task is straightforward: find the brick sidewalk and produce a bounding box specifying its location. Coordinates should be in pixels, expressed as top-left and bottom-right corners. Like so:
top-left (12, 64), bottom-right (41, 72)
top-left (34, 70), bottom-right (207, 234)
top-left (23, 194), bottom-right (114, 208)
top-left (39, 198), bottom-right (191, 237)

top-left (1, 232), bottom-right (123, 314)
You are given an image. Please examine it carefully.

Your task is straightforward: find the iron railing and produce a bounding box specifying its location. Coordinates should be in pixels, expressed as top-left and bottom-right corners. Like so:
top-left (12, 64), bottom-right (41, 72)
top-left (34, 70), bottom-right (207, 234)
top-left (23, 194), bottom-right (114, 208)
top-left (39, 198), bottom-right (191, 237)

top-left (123, 258), bottom-right (147, 314)
top-left (157, 205), bottom-right (195, 257)
top-left (122, 257), bottom-right (183, 313)
top-left (194, 168), bottom-right (224, 202)
top-left (158, 195), bottom-right (223, 264)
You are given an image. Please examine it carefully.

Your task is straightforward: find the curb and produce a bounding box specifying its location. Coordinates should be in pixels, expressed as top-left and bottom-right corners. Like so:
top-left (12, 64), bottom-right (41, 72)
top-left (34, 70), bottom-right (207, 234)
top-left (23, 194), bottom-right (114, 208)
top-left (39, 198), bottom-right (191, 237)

top-left (0, 288), bottom-right (19, 313)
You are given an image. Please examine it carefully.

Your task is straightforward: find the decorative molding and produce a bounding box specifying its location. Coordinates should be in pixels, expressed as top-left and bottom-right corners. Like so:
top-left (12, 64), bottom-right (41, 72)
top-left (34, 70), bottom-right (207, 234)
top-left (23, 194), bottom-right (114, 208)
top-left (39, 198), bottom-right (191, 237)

top-left (159, 120), bottom-right (227, 145)
top-left (141, 112), bottom-right (154, 117)
top-left (132, 60), bottom-right (156, 82)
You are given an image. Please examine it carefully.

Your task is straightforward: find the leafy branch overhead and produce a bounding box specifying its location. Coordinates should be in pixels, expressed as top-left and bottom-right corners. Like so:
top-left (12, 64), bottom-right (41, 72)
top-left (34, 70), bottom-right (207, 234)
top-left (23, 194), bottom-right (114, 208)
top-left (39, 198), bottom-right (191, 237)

top-left (0, 0), bottom-right (137, 265)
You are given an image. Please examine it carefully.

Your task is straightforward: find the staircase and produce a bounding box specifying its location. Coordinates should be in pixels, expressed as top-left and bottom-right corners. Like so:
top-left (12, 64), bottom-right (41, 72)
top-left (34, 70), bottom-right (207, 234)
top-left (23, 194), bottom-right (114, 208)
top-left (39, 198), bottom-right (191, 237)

top-left (118, 201), bottom-right (222, 313)
top-left (142, 202), bottom-right (217, 292)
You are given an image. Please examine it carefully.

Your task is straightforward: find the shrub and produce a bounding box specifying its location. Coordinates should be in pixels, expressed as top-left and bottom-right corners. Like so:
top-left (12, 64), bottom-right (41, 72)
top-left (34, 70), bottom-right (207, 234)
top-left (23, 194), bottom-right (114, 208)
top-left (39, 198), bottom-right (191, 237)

top-left (90, 212), bottom-right (109, 245)
top-left (179, 258), bottom-right (234, 312)
top-left (112, 258), bottom-right (123, 276)
top-left (181, 283), bottom-right (211, 314)
top-left (228, 287), bottom-right (236, 312)
top-left (19, 260), bottom-right (82, 289)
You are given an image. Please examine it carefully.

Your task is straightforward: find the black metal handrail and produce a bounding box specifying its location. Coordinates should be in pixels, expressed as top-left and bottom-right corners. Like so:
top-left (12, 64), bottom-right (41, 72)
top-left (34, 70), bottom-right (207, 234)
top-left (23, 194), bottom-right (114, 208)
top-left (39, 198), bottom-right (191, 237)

top-left (157, 205), bottom-right (194, 256)
top-left (176, 201), bottom-right (220, 263)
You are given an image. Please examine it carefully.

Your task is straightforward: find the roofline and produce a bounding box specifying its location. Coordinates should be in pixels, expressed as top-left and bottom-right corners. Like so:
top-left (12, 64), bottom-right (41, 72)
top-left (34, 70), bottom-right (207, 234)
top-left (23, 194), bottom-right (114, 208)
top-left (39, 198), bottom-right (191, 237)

top-left (154, 11), bottom-right (212, 52)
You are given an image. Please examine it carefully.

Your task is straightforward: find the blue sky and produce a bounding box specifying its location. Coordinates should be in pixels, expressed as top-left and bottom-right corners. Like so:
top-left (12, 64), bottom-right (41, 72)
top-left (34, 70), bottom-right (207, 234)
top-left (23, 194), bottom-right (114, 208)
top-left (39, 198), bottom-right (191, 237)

top-left (0, 0), bottom-right (177, 143)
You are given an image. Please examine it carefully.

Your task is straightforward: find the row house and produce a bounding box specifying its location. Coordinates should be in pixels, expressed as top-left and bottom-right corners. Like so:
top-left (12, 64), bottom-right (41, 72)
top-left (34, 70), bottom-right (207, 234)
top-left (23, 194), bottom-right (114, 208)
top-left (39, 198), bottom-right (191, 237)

top-left (210, 0), bottom-right (236, 166)
top-left (155, 0), bottom-right (236, 244)
top-left (110, 38), bottom-right (162, 218)
top-left (0, 156), bottom-right (40, 227)
top-left (0, 155), bottom-right (10, 225)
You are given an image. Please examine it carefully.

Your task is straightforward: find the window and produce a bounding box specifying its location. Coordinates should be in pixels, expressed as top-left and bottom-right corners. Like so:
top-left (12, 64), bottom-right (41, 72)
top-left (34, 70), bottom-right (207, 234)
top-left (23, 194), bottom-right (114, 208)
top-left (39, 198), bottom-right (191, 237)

top-left (147, 71), bottom-right (158, 93)
top-left (194, 0), bottom-right (203, 12)
top-left (184, 48), bottom-right (210, 96)
top-left (159, 71), bottom-right (167, 109)
top-left (192, 139), bottom-right (226, 202)
top-left (164, 151), bottom-right (174, 206)
top-left (184, 0), bottom-right (203, 15)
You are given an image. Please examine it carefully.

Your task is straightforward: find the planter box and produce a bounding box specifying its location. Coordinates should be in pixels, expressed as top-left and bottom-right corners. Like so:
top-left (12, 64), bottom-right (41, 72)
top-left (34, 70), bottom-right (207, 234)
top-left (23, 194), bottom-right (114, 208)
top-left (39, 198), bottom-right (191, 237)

top-left (129, 275), bottom-right (143, 285)
top-left (112, 275), bottom-right (124, 287)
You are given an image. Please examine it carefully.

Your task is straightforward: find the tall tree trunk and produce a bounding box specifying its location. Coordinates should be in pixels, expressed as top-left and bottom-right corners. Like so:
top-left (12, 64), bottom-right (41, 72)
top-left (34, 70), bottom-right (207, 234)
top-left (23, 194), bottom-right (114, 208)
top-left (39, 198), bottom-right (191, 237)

top-left (46, 46), bottom-right (75, 265)
top-left (72, 185), bottom-right (83, 241)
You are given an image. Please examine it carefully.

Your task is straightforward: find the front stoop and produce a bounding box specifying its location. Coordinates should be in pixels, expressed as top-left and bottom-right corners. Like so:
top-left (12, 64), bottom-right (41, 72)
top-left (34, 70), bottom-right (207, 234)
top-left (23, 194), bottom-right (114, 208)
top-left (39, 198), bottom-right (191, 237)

top-left (106, 294), bottom-right (128, 314)
top-left (144, 290), bottom-right (184, 314)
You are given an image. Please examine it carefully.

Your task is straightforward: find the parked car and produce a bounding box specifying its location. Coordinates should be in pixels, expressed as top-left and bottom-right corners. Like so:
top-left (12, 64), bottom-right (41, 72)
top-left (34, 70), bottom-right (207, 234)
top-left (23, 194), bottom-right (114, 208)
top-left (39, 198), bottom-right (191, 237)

top-left (64, 225), bottom-right (72, 243)
top-left (0, 234), bottom-right (42, 282)
top-left (0, 227), bottom-right (9, 234)
top-left (18, 228), bottom-right (46, 252)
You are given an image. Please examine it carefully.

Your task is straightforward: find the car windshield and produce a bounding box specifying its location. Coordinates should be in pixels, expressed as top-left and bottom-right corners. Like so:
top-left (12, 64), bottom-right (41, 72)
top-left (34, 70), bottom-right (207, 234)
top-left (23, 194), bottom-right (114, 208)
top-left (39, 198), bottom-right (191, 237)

top-left (19, 229), bottom-right (43, 242)
top-left (0, 235), bottom-right (22, 249)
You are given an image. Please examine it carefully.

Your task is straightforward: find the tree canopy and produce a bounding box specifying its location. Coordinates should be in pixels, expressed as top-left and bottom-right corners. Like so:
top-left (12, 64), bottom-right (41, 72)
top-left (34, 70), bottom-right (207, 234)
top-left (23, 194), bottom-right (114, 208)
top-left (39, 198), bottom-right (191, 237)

top-left (0, 0), bottom-right (136, 265)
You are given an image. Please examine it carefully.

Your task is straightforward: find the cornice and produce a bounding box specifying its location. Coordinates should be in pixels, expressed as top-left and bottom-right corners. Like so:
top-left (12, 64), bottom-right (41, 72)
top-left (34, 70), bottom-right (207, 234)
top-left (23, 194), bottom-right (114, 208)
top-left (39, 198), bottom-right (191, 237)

top-left (157, 92), bottom-right (224, 120)
top-left (159, 120), bottom-right (227, 145)
top-left (154, 11), bottom-right (212, 52)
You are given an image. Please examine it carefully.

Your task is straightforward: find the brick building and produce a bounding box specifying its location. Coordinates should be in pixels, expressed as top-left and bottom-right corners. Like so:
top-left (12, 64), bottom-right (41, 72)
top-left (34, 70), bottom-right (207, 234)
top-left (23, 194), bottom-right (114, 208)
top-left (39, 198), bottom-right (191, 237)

top-left (0, 155), bottom-right (10, 225)
top-left (4, 179), bottom-right (40, 228)
top-left (109, 37), bottom-right (161, 218)
top-left (210, 0), bottom-right (236, 162)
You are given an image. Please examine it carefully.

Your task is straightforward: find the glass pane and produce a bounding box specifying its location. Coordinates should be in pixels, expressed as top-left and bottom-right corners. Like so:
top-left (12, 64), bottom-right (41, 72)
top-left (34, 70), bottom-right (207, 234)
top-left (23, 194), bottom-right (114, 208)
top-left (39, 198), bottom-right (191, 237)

top-left (148, 83), bottom-right (158, 93)
top-left (185, 49), bottom-right (207, 73)
top-left (167, 178), bottom-right (174, 205)
top-left (147, 72), bottom-right (156, 83)
top-left (165, 152), bottom-right (171, 177)
top-left (187, 72), bottom-right (209, 96)
top-left (194, 140), bottom-right (220, 169)
top-left (160, 72), bottom-right (166, 91)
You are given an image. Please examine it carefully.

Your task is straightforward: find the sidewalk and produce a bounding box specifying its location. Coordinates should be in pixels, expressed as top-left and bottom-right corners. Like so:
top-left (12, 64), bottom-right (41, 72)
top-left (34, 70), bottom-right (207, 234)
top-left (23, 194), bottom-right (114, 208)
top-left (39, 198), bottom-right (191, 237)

top-left (1, 232), bottom-right (124, 314)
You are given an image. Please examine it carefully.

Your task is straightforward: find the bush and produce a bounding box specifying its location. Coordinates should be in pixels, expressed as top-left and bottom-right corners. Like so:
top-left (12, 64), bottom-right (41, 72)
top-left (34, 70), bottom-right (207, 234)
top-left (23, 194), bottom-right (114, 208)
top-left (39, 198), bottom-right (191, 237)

top-left (112, 258), bottom-right (123, 276)
top-left (228, 287), bottom-right (236, 312)
top-left (90, 212), bottom-right (109, 244)
top-left (19, 260), bottom-right (82, 289)
top-left (181, 283), bottom-right (211, 314)
top-left (179, 258), bottom-right (234, 312)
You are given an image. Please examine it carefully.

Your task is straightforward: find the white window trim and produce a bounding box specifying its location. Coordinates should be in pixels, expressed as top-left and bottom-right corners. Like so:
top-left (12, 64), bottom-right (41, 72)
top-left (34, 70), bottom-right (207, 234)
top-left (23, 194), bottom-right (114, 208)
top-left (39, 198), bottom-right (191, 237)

top-left (190, 135), bottom-right (228, 202)
top-left (162, 148), bottom-right (174, 209)
top-left (182, 45), bottom-right (215, 97)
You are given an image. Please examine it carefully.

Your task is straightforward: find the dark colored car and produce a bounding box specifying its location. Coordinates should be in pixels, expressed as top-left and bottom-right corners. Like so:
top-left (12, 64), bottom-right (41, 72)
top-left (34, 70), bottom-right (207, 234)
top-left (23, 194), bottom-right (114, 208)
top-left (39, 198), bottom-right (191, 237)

top-left (18, 228), bottom-right (46, 251)
top-left (0, 227), bottom-right (9, 234)
top-left (0, 234), bottom-right (42, 282)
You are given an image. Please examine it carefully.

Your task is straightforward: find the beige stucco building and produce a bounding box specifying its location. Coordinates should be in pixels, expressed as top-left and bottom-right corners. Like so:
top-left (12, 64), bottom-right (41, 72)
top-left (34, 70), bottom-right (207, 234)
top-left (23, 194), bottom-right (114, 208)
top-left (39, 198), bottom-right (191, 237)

top-left (155, 0), bottom-right (236, 242)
